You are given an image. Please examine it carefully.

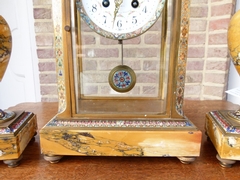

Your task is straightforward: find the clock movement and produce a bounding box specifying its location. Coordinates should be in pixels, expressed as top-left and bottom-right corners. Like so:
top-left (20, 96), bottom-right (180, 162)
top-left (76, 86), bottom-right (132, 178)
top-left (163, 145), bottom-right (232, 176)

top-left (40, 0), bottom-right (202, 164)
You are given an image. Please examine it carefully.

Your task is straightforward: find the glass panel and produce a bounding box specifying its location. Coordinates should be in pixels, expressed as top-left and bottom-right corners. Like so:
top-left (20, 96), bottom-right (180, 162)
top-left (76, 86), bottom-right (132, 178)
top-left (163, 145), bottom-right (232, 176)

top-left (71, 0), bottom-right (173, 116)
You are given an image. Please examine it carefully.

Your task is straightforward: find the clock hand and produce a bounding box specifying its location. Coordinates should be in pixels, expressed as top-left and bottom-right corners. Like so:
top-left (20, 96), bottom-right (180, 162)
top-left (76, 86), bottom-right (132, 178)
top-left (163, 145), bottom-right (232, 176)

top-left (113, 0), bottom-right (123, 27)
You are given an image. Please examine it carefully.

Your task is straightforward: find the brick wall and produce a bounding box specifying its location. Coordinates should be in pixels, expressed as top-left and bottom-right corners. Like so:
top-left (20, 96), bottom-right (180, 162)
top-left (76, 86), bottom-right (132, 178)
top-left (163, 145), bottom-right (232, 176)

top-left (33, 0), bottom-right (236, 102)
top-left (33, 0), bottom-right (58, 102)
top-left (187, 0), bottom-right (236, 100)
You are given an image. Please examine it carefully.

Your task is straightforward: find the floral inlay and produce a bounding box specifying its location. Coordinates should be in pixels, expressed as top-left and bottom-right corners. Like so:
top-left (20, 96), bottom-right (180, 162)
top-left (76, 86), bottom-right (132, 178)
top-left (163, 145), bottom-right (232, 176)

top-left (210, 111), bottom-right (240, 134)
top-left (0, 112), bottom-right (33, 134)
top-left (46, 119), bottom-right (194, 128)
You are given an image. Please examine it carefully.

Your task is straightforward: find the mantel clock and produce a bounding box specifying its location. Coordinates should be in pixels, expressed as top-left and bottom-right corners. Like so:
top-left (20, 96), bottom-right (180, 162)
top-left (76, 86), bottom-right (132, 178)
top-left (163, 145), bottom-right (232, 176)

top-left (40, 0), bottom-right (202, 164)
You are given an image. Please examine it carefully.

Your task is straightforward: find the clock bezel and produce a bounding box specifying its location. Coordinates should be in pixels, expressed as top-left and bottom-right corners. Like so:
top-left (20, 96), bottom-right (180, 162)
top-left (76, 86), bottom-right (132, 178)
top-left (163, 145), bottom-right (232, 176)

top-left (76, 0), bottom-right (166, 40)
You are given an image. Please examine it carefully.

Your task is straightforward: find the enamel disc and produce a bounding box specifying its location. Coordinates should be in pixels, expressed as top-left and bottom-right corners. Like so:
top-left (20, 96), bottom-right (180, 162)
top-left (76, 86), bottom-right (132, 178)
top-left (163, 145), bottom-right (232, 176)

top-left (108, 65), bottom-right (136, 93)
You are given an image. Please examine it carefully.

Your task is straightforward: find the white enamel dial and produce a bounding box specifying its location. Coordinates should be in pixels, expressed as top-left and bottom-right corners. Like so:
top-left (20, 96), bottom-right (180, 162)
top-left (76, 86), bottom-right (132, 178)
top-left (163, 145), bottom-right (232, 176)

top-left (76, 0), bottom-right (166, 40)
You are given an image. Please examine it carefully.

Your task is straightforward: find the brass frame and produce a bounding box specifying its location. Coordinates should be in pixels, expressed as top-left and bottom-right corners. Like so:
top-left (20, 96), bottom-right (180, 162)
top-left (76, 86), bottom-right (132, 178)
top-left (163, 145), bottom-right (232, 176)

top-left (54, 0), bottom-right (189, 120)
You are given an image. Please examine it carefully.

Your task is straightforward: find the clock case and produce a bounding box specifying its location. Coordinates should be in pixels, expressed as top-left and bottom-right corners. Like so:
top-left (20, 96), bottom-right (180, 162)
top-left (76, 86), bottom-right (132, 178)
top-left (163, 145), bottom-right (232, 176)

top-left (40, 0), bottom-right (202, 164)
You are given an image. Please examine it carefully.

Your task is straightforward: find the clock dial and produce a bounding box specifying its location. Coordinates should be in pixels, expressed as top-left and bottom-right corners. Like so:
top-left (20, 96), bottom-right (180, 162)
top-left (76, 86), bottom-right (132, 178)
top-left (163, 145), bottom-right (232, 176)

top-left (77, 0), bottom-right (166, 40)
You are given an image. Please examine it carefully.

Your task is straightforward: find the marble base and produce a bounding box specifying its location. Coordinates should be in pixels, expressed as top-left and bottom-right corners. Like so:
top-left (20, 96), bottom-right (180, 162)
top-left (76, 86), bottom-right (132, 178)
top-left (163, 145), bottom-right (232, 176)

top-left (40, 117), bottom-right (202, 164)
top-left (0, 111), bottom-right (37, 167)
top-left (205, 110), bottom-right (240, 167)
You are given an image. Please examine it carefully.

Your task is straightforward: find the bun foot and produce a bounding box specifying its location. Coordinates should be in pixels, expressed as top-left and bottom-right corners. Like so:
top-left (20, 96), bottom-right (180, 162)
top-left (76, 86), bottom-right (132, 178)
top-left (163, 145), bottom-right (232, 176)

top-left (177, 156), bottom-right (196, 164)
top-left (216, 154), bottom-right (236, 168)
top-left (3, 155), bottom-right (23, 168)
top-left (43, 155), bottom-right (63, 163)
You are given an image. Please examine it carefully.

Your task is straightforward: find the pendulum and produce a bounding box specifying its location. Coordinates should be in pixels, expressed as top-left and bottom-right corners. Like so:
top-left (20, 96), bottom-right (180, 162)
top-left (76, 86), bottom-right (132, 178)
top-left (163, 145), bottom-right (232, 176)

top-left (108, 40), bottom-right (136, 93)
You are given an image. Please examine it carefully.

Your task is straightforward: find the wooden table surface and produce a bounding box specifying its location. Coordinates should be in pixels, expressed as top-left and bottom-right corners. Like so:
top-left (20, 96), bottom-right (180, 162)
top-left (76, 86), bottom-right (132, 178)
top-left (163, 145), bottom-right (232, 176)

top-left (1, 100), bottom-right (240, 180)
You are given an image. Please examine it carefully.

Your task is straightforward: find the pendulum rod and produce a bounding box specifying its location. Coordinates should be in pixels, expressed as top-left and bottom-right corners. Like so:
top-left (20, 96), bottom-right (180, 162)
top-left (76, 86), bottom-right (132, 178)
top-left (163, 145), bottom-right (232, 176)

top-left (118, 40), bottom-right (123, 65)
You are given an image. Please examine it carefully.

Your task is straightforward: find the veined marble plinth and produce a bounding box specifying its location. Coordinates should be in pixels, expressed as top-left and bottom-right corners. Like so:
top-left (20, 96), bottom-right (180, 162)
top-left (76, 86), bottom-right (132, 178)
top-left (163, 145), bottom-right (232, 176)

top-left (40, 117), bottom-right (202, 164)
top-left (0, 111), bottom-right (37, 167)
top-left (205, 110), bottom-right (240, 167)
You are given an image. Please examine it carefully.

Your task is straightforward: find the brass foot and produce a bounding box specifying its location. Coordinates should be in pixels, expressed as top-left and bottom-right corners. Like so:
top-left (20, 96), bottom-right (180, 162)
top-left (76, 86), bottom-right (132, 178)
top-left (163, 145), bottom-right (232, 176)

top-left (177, 156), bottom-right (196, 164)
top-left (216, 154), bottom-right (236, 168)
top-left (3, 155), bottom-right (23, 168)
top-left (43, 155), bottom-right (63, 163)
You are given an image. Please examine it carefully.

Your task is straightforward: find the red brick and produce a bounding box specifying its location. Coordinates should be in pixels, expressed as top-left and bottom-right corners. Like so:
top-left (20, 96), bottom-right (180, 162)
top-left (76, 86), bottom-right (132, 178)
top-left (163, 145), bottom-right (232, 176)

top-left (207, 47), bottom-right (228, 58)
top-left (81, 21), bottom-right (94, 32)
top-left (188, 34), bottom-right (206, 45)
top-left (204, 73), bottom-right (227, 84)
top-left (186, 60), bottom-right (204, 70)
top-left (148, 20), bottom-right (162, 31)
top-left (124, 37), bottom-right (141, 44)
top-left (100, 36), bottom-right (141, 45)
top-left (82, 35), bottom-right (96, 45)
top-left (34, 22), bottom-right (53, 33)
top-left (144, 33), bottom-right (161, 44)
top-left (37, 49), bottom-right (55, 59)
top-left (124, 48), bottom-right (159, 58)
top-left (185, 73), bottom-right (203, 83)
top-left (143, 60), bottom-right (159, 71)
top-left (189, 19), bottom-right (207, 31)
top-left (190, 6), bottom-right (208, 18)
top-left (35, 35), bottom-right (54, 46)
top-left (84, 48), bottom-right (119, 58)
top-left (206, 60), bottom-right (228, 71)
top-left (41, 97), bottom-right (59, 102)
top-left (209, 18), bottom-right (230, 31)
top-left (184, 85), bottom-right (201, 96)
top-left (82, 73), bottom-right (108, 83)
top-left (38, 62), bottom-right (56, 71)
top-left (203, 86), bottom-right (225, 97)
top-left (82, 60), bottom-right (98, 71)
top-left (124, 60), bottom-right (141, 70)
top-left (99, 60), bottom-right (120, 70)
top-left (32, 0), bottom-right (52, 5)
top-left (33, 8), bottom-right (52, 19)
top-left (208, 33), bottom-right (227, 45)
top-left (100, 37), bottom-right (118, 45)
top-left (137, 73), bottom-right (158, 83)
top-left (40, 85), bottom-right (57, 95)
top-left (187, 47), bottom-right (205, 58)
top-left (211, 3), bottom-right (233, 17)
top-left (39, 73), bottom-right (57, 84)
